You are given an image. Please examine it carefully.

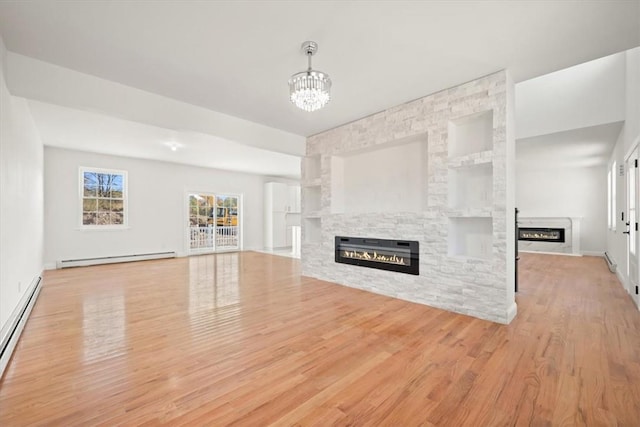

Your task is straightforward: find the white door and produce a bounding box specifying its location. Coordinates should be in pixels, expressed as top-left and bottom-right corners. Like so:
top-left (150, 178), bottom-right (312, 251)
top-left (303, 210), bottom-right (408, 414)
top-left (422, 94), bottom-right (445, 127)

top-left (626, 149), bottom-right (639, 305)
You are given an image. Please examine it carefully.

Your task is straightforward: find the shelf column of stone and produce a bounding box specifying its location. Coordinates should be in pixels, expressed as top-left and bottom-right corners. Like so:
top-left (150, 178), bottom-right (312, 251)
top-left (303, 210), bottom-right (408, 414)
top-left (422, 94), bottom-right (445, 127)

top-left (447, 110), bottom-right (495, 260)
top-left (302, 155), bottom-right (322, 244)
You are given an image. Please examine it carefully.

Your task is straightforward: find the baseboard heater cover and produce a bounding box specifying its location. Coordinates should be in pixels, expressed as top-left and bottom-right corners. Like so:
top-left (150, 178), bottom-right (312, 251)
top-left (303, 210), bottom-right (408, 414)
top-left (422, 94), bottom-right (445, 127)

top-left (0, 275), bottom-right (42, 379)
top-left (57, 251), bottom-right (176, 269)
top-left (604, 251), bottom-right (617, 273)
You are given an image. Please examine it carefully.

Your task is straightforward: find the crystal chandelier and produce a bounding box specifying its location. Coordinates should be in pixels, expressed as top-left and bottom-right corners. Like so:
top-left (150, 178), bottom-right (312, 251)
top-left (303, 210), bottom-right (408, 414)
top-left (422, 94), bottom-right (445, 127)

top-left (288, 41), bottom-right (332, 112)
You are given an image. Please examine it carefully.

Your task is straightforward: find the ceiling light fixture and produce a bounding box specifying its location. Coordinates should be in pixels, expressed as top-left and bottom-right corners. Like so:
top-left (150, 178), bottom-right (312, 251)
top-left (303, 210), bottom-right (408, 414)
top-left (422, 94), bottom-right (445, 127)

top-left (164, 141), bottom-right (181, 152)
top-left (288, 41), bottom-right (331, 112)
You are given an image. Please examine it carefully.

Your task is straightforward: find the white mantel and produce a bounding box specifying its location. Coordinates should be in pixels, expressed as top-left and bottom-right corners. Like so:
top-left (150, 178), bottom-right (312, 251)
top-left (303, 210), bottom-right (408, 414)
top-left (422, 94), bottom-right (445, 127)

top-left (518, 217), bottom-right (582, 255)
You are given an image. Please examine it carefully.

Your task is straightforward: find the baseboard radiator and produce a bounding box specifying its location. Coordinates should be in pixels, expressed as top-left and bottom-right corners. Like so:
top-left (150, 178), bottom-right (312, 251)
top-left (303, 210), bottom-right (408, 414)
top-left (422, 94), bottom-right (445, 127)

top-left (56, 251), bottom-right (176, 269)
top-left (0, 275), bottom-right (42, 379)
top-left (604, 251), bottom-right (617, 273)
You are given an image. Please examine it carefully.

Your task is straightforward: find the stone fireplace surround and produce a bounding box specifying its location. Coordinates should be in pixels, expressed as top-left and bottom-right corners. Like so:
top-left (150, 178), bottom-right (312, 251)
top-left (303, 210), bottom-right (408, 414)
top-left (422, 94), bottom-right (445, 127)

top-left (301, 71), bottom-right (516, 324)
top-left (518, 217), bottom-right (581, 255)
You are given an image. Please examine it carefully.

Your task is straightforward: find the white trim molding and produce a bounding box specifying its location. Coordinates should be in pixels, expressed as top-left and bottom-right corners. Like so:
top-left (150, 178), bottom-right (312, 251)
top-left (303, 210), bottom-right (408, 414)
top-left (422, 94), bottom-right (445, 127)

top-left (0, 275), bottom-right (42, 379)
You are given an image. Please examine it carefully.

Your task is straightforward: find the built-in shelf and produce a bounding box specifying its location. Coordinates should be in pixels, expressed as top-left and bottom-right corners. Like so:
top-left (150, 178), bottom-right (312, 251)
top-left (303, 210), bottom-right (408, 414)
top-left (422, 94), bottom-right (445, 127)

top-left (448, 217), bottom-right (493, 260)
top-left (302, 185), bottom-right (321, 214)
top-left (448, 150), bottom-right (493, 168)
top-left (302, 157), bottom-right (321, 246)
top-left (302, 211), bottom-right (322, 219)
top-left (303, 218), bottom-right (321, 244)
top-left (448, 110), bottom-right (493, 158)
top-left (444, 207), bottom-right (493, 218)
top-left (448, 163), bottom-right (493, 210)
top-left (303, 156), bottom-right (321, 181)
top-left (302, 177), bottom-right (322, 187)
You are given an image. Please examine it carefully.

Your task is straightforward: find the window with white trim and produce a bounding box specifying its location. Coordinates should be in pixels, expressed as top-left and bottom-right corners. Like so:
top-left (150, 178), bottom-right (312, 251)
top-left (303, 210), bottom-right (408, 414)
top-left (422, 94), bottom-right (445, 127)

top-left (608, 168), bottom-right (612, 229)
top-left (609, 162), bottom-right (616, 231)
top-left (80, 167), bottom-right (127, 227)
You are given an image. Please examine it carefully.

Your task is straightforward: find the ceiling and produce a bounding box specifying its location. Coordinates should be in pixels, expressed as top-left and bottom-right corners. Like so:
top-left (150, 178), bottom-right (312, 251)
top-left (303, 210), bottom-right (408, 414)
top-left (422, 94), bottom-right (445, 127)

top-left (516, 122), bottom-right (624, 169)
top-left (26, 100), bottom-right (302, 179)
top-left (0, 1), bottom-right (638, 138)
top-left (0, 2), bottom-right (638, 179)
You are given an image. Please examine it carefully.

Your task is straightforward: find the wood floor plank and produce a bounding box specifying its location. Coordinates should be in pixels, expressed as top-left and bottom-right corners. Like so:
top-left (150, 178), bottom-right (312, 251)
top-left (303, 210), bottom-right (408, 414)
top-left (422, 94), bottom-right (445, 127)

top-left (1, 251), bottom-right (639, 425)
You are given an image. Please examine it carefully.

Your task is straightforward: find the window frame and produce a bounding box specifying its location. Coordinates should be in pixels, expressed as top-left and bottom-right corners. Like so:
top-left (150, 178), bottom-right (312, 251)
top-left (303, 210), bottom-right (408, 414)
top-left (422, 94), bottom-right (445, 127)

top-left (611, 161), bottom-right (617, 232)
top-left (79, 166), bottom-right (128, 229)
top-left (608, 168), bottom-right (612, 230)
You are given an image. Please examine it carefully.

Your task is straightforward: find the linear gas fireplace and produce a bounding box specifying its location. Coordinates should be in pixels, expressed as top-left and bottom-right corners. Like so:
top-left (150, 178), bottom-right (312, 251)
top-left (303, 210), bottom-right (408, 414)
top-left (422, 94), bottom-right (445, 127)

top-left (335, 236), bottom-right (419, 275)
top-left (518, 227), bottom-right (565, 243)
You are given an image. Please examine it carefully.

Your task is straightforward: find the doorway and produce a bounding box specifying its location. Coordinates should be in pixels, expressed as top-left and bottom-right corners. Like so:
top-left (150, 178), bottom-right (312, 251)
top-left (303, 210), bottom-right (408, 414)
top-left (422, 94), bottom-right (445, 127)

top-left (187, 193), bottom-right (240, 253)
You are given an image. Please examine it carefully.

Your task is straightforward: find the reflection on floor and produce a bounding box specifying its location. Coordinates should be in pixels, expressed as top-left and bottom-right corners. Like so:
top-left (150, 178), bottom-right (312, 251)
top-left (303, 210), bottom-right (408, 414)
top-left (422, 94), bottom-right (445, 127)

top-left (256, 246), bottom-right (300, 259)
top-left (2, 252), bottom-right (639, 425)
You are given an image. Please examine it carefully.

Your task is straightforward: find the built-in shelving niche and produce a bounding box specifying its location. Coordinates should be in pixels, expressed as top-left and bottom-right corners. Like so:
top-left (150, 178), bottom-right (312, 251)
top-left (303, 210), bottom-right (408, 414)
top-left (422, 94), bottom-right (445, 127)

top-left (302, 185), bottom-right (321, 215)
top-left (448, 163), bottom-right (493, 209)
top-left (303, 218), bottom-right (321, 244)
top-left (447, 110), bottom-right (494, 260)
top-left (330, 133), bottom-right (428, 214)
top-left (448, 217), bottom-right (493, 260)
top-left (448, 110), bottom-right (493, 158)
top-left (303, 156), bottom-right (321, 182)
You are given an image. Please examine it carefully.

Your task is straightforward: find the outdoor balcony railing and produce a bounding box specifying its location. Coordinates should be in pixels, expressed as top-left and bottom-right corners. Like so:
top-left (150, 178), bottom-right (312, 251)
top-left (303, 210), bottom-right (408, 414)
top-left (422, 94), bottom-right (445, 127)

top-left (189, 226), bottom-right (238, 250)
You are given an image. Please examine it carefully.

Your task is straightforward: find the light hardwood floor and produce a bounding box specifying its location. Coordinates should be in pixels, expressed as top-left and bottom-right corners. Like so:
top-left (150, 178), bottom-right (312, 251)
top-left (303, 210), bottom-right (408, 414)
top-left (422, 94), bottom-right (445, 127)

top-left (1, 252), bottom-right (639, 425)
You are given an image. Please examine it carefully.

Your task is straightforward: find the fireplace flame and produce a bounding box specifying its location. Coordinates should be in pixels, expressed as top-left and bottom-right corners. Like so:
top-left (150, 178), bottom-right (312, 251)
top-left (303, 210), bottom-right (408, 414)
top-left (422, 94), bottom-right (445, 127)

top-left (520, 231), bottom-right (560, 239)
top-left (343, 250), bottom-right (406, 265)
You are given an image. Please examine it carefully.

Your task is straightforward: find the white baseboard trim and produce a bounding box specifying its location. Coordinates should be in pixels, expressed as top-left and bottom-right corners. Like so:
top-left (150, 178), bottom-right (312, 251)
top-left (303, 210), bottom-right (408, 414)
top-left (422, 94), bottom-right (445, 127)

top-left (582, 251), bottom-right (604, 257)
top-left (616, 269), bottom-right (629, 291)
top-left (43, 262), bottom-right (56, 270)
top-left (505, 302), bottom-right (518, 324)
top-left (0, 274), bottom-right (42, 379)
top-left (57, 251), bottom-right (176, 268)
top-left (603, 252), bottom-right (617, 273)
top-left (519, 250), bottom-right (582, 257)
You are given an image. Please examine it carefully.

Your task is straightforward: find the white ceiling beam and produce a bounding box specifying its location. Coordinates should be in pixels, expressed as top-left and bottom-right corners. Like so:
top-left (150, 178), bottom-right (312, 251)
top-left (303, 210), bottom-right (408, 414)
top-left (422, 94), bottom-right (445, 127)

top-left (5, 52), bottom-right (306, 157)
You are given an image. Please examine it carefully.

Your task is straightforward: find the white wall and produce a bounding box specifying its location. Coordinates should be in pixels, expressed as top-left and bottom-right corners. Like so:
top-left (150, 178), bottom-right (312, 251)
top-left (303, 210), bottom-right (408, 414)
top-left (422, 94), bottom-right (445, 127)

top-left (516, 166), bottom-right (607, 254)
top-left (607, 130), bottom-right (627, 272)
top-left (0, 35), bottom-right (44, 330)
top-left (44, 147), bottom-right (268, 267)
top-left (515, 51), bottom-right (625, 257)
top-left (624, 48), bottom-right (640, 154)
top-left (516, 52), bottom-right (626, 140)
top-left (607, 47), bottom-right (640, 306)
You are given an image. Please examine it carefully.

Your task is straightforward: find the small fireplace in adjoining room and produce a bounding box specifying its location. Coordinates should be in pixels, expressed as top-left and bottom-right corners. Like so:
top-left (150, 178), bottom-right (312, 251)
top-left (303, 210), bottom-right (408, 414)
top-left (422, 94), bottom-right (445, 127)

top-left (335, 236), bottom-right (419, 275)
top-left (518, 227), bottom-right (565, 243)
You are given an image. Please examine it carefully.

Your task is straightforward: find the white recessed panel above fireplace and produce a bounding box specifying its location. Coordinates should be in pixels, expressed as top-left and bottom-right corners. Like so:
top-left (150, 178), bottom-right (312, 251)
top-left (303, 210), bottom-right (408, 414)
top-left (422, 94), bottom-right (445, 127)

top-left (331, 134), bottom-right (427, 214)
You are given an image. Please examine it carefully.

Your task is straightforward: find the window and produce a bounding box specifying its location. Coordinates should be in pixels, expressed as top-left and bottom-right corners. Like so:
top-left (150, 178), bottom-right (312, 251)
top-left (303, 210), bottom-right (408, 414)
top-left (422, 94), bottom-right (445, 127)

top-left (608, 168), bottom-right (612, 229)
top-left (630, 161), bottom-right (636, 254)
top-left (80, 167), bottom-right (127, 226)
top-left (611, 162), bottom-right (617, 231)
